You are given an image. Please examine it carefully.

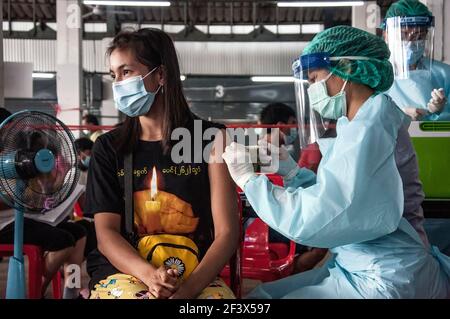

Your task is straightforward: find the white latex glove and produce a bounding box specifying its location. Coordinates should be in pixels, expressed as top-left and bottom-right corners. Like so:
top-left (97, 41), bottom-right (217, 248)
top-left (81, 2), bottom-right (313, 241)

top-left (427, 88), bottom-right (447, 113)
top-left (258, 139), bottom-right (299, 178)
top-left (403, 107), bottom-right (428, 121)
top-left (222, 142), bottom-right (256, 189)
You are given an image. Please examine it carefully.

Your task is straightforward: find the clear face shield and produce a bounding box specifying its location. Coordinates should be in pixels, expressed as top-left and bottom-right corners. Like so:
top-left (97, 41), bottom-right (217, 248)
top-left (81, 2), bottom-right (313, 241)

top-left (293, 52), bottom-right (339, 150)
top-left (384, 16), bottom-right (435, 79)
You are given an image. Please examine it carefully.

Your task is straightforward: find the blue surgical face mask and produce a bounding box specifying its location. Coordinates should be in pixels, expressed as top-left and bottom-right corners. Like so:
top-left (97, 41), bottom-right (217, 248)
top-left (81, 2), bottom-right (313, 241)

top-left (81, 156), bottom-right (91, 169)
top-left (112, 66), bottom-right (161, 117)
top-left (307, 73), bottom-right (348, 120)
top-left (404, 40), bottom-right (426, 66)
top-left (284, 128), bottom-right (297, 145)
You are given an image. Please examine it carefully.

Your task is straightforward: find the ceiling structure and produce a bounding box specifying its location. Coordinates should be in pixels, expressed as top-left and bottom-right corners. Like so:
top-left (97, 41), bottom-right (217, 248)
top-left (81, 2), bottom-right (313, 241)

top-left (3, 0), bottom-right (396, 41)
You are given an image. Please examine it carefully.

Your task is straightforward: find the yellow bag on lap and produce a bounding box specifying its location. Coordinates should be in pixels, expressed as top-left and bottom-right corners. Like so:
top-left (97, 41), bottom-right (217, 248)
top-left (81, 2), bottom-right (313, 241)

top-left (137, 234), bottom-right (199, 281)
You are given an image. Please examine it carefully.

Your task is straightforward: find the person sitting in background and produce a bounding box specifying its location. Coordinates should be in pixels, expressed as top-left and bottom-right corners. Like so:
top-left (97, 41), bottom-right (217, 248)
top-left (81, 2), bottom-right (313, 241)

top-left (0, 108), bottom-right (11, 123)
top-left (256, 103), bottom-right (327, 274)
top-left (73, 137), bottom-right (97, 257)
top-left (259, 103), bottom-right (323, 172)
top-left (0, 108), bottom-right (87, 299)
top-left (74, 137), bottom-right (93, 211)
top-left (259, 103), bottom-right (298, 158)
top-left (72, 137), bottom-right (97, 298)
top-left (82, 114), bottom-right (103, 143)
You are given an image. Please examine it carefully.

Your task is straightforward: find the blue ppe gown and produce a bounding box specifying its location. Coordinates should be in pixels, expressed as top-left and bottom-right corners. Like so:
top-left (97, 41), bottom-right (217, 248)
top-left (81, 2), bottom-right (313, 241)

top-left (244, 94), bottom-right (450, 298)
top-left (387, 59), bottom-right (450, 121)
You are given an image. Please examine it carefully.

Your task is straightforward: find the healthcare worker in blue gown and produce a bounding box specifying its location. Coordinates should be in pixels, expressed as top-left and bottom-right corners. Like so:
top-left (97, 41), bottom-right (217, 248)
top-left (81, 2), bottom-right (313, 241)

top-left (383, 0), bottom-right (450, 121)
top-left (383, 0), bottom-right (450, 257)
top-left (222, 25), bottom-right (450, 298)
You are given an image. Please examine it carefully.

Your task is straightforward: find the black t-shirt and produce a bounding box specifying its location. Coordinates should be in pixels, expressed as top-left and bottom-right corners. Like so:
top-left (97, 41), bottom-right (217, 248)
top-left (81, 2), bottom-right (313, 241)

top-left (85, 119), bottom-right (224, 287)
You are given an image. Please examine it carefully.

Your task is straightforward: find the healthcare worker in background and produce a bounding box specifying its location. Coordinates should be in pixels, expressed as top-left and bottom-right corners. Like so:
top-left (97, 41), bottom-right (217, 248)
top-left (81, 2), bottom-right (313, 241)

top-left (383, 0), bottom-right (450, 121)
top-left (222, 26), bottom-right (450, 298)
top-left (383, 0), bottom-right (450, 257)
top-left (258, 102), bottom-right (298, 158)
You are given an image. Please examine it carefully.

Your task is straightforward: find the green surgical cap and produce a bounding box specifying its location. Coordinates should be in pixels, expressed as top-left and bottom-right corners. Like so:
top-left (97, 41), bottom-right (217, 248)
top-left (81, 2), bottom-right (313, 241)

top-left (385, 0), bottom-right (432, 19)
top-left (302, 26), bottom-right (393, 93)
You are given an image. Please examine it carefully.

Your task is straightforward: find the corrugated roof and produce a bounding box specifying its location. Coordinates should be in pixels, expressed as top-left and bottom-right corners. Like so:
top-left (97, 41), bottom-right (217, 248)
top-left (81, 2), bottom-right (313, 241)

top-left (3, 0), bottom-right (395, 25)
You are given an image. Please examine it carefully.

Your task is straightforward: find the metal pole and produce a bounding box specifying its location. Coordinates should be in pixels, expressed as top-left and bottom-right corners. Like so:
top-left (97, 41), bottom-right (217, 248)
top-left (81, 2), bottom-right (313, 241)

top-left (184, 1), bottom-right (188, 37)
top-left (207, 2), bottom-right (211, 38)
top-left (230, 2), bottom-right (234, 38)
top-left (33, 0), bottom-right (37, 36)
top-left (8, 0), bottom-right (12, 36)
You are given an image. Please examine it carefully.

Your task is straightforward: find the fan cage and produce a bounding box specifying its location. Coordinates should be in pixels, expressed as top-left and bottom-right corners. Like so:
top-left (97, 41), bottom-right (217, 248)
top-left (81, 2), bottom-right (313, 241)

top-left (0, 111), bottom-right (79, 213)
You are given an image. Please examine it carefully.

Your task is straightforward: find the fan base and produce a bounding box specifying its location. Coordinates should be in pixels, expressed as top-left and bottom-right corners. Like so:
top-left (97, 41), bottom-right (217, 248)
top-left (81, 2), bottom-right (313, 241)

top-left (6, 256), bottom-right (26, 299)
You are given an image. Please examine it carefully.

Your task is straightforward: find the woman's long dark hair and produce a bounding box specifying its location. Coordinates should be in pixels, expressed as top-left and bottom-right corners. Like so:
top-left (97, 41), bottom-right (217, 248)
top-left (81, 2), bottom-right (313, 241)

top-left (107, 28), bottom-right (193, 155)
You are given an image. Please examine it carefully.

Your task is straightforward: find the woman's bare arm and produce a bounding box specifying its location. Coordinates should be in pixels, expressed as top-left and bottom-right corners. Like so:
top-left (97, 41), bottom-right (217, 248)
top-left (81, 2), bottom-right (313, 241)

top-left (171, 129), bottom-right (239, 298)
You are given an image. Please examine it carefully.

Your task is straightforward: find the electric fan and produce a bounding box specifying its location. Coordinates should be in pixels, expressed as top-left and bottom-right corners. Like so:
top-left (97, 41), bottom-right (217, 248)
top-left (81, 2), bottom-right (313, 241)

top-left (0, 110), bottom-right (79, 299)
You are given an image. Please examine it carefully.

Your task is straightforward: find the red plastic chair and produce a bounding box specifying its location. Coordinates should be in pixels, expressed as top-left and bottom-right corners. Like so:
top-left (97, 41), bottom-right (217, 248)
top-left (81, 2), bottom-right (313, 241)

top-left (242, 218), bottom-right (296, 282)
top-left (238, 173), bottom-right (296, 282)
top-left (0, 244), bottom-right (62, 299)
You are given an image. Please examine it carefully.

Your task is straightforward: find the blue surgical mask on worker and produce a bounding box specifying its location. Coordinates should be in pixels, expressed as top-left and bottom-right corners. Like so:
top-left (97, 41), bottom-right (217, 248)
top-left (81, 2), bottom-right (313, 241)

top-left (307, 73), bottom-right (348, 120)
top-left (112, 66), bottom-right (161, 117)
top-left (284, 128), bottom-right (297, 145)
top-left (404, 40), bottom-right (426, 66)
